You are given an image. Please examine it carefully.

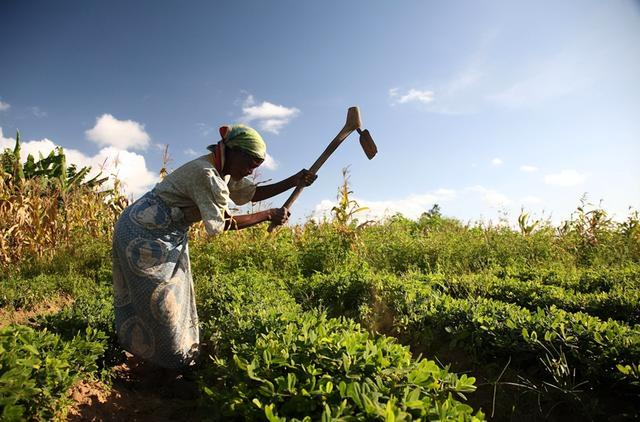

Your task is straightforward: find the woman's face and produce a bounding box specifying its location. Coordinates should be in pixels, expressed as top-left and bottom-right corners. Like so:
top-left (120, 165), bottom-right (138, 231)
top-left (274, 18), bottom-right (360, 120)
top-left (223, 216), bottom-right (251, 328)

top-left (226, 148), bottom-right (263, 180)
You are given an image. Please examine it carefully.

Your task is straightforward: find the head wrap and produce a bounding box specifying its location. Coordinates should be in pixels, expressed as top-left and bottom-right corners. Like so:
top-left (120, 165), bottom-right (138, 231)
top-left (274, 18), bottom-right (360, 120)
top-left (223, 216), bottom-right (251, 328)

top-left (207, 124), bottom-right (266, 160)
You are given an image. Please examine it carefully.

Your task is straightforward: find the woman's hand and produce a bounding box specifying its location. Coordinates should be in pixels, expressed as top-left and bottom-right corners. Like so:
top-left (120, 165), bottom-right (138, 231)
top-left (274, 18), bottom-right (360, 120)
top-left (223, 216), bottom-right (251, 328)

top-left (269, 207), bottom-right (291, 226)
top-left (251, 170), bottom-right (318, 202)
top-left (294, 169), bottom-right (317, 187)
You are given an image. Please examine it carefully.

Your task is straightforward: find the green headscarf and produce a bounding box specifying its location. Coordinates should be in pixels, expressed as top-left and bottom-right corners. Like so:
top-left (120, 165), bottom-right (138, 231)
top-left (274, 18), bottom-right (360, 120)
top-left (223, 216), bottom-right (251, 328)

top-left (222, 124), bottom-right (266, 160)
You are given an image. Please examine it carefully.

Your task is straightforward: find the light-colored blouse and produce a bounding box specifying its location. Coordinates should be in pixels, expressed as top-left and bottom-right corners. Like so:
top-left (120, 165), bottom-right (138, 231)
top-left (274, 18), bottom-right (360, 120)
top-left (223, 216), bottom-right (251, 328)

top-left (154, 154), bottom-right (256, 235)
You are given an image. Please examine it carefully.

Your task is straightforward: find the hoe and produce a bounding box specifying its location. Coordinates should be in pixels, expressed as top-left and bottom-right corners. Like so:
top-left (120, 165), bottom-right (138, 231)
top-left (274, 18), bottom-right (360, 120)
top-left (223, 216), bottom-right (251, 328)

top-left (268, 106), bottom-right (377, 232)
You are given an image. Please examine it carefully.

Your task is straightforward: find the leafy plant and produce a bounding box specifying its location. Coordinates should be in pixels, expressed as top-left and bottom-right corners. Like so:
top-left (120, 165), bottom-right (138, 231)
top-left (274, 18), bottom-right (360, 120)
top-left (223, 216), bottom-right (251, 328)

top-left (331, 166), bottom-right (368, 227)
top-left (0, 325), bottom-right (106, 421)
top-left (200, 311), bottom-right (483, 421)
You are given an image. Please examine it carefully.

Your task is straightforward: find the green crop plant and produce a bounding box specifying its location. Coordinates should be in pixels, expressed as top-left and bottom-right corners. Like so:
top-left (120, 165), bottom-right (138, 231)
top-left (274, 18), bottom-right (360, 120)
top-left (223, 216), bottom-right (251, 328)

top-left (0, 131), bottom-right (107, 191)
top-left (331, 167), bottom-right (369, 228)
top-left (199, 311), bottom-right (484, 421)
top-left (517, 210), bottom-right (540, 237)
top-left (0, 325), bottom-right (106, 421)
top-left (0, 149), bottom-right (639, 420)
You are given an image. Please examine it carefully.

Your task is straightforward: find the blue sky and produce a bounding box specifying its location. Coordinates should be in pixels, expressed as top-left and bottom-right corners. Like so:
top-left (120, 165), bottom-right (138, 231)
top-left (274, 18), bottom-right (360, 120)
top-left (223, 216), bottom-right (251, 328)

top-left (1, 1), bottom-right (639, 225)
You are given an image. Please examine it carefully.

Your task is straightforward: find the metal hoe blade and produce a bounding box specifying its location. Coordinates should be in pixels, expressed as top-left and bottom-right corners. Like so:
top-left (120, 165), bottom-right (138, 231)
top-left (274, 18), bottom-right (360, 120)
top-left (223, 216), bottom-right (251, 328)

top-left (358, 129), bottom-right (378, 160)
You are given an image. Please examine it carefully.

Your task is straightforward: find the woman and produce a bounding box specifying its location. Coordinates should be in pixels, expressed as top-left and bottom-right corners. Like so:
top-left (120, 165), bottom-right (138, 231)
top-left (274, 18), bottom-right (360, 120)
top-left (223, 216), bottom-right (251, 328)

top-left (111, 124), bottom-right (315, 374)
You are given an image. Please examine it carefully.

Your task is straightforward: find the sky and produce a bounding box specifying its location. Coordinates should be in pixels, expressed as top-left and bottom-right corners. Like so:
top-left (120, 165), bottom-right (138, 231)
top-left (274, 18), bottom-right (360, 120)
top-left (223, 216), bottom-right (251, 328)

top-left (1, 0), bottom-right (639, 226)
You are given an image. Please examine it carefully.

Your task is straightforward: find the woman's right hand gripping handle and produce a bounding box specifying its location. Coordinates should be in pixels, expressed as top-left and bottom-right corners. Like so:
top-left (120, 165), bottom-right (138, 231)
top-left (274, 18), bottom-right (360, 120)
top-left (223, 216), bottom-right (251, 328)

top-left (269, 207), bottom-right (290, 227)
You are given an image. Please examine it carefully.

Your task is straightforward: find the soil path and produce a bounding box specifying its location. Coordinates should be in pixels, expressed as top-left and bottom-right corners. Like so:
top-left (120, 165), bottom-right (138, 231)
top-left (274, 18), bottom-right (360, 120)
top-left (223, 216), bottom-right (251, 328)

top-left (66, 358), bottom-right (200, 421)
top-left (0, 296), bottom-right (72, 328)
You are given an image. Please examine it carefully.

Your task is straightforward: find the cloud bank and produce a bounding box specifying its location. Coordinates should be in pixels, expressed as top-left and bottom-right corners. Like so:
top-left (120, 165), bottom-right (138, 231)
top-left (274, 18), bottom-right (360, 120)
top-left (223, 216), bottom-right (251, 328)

top-left (312, 188), bottom-right (457, 222)
top-left (520, 165), bottom-right (538, 172)
top-left (544, 169), bottom-right (587, 187)
top-left (0, 127), bottom-right (157, 197)
top-left (85, 114), bottom-right (151, 150)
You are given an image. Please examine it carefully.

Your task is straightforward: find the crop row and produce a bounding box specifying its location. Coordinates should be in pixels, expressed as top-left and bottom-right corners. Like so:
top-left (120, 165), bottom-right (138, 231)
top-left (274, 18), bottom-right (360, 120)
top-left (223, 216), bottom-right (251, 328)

top-left (490, 265), bottom-right (640, 293)
top-left (195, 269), bottom-right (485, 421)
top-left (437, 273), bottom-right (640, 325)
top-left (289, 267), bottom-right (640, 387)
top-left (380, 279), bottom-right (640, 388)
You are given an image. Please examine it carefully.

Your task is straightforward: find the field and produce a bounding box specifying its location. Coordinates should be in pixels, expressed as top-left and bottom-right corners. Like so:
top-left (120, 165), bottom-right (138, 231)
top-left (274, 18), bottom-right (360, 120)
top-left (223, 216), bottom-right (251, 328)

top-left (1, 143), bottom-right (639, 421)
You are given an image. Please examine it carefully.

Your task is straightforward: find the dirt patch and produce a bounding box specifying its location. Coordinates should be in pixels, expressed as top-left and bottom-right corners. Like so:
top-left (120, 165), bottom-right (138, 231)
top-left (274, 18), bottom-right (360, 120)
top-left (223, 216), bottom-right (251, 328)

top-left (66, 356), bottom-right (200, 421)
top-left (0, 295), bottom-right (73, 328)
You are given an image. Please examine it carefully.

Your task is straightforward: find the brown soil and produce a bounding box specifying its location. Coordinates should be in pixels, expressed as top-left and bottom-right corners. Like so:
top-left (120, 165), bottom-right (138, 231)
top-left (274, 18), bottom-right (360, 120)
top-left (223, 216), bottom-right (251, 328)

top-left (66, 355), bottom-right (200, 421)
top-left (0, 295), bottom-right (72, 328)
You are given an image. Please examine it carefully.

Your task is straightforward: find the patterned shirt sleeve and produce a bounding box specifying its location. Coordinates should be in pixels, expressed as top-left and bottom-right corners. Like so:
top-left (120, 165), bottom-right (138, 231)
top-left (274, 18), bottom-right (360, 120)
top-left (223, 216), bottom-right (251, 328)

top-left (228, 177), bottom-right (257, 206)
top-left (188, 168), bottom-right (230, 236)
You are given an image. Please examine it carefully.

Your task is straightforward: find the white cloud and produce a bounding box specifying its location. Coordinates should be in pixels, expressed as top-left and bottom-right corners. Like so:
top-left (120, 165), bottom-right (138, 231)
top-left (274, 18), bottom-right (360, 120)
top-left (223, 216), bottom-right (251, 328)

top-left (0, 127), bottom-right (157, 197)
top-left (521, 195), bottom-right (542, 204)
top-left (312, 188), bottom-right (456, 222)
top-left (520, 164), bottom-right (538, 172)
top-left (469, 185), bottom-right (511, 208)
top-left (0, 101), bottom-right (10, 112)
top-left (262, 153), bottom-right (278, 170)
top-left (85, 114), bottom-right (150, 150)
top-left (389, 88), bottom-right (435, 105)
top-left (0, 129), bottom-right (60, 161)
top-left (240, 97), bottom-right (300, 134)
top-left (90, 147), bottom-right (158, 196)
top-left (544, 169), bottom-right (587, 187)
top-left (258, 118), bottom-right (289, 134)
top-left (491, 157), bottom-right (503, 166)
top-left (184, 148), bottom-right (199, 157)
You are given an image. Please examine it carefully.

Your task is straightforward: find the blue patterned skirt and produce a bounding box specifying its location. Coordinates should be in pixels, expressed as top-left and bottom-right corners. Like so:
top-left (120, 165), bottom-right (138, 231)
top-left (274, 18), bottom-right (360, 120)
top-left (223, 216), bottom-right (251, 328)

top-left (112, 191), bottom-right (199, 369)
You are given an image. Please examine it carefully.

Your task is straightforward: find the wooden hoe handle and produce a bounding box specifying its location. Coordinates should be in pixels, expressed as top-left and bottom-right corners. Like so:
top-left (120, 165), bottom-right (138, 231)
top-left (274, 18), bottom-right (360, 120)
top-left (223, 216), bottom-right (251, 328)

top-left (268, 107), bottom-right (362, 232)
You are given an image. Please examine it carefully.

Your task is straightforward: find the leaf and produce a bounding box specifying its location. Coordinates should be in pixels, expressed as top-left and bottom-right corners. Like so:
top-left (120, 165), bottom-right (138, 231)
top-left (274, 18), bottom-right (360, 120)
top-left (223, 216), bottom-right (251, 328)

top-left (264, 404), bottom-right (281, 422)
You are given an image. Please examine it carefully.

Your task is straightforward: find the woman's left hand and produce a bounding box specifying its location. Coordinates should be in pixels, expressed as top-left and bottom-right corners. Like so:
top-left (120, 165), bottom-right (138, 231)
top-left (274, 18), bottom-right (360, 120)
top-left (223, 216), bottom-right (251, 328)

top-left (295, 169), bottom-right (317, 187)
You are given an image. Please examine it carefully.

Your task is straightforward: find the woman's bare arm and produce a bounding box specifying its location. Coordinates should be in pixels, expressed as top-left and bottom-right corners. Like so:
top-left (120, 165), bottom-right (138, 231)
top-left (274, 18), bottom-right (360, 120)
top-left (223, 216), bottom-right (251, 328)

top-left (251, 169), bottom-right (317, 202)
top-left (223, 208), bottom-right (289, 231)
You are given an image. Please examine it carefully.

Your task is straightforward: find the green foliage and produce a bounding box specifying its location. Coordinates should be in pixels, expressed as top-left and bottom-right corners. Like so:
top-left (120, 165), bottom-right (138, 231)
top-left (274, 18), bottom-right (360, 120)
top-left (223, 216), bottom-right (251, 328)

top-left (190, 226), bottom-right (301, 278)
top-left (194, 268), bottom-right (483, 420)
top-left (517, 210), bottom-right (540, 236)
top-left (2, 175), bottom-right (639, 419)
top-left (0, 130), bottom-right (106, 190)
top-left (38, 284), bottom-right (115, 343)
top-left (200, 311), bottom-right (483, 421)
top-left (330, 166), bottom-right (369, 227)
top-left (195, 269), bottom-right (302, 357)
top-left (0, 273), bottom-right (91, 310)
top-left (289, 259), bottom-right (377, 320)
top-left (295, 222), bottom-right (358, 277)
top-left (0, 325), bottom-right (106, 421)
top-left (441, 271), bottom-right (640, 324)
top-left (16, 233), bottom-right (114, 281)
top-left (383, 278), bottom-right (640, 388)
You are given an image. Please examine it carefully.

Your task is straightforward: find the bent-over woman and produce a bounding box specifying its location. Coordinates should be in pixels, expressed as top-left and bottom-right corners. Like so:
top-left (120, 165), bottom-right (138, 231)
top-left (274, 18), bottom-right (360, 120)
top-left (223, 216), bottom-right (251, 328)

top-left (111, 124), bottom-right (315, 372)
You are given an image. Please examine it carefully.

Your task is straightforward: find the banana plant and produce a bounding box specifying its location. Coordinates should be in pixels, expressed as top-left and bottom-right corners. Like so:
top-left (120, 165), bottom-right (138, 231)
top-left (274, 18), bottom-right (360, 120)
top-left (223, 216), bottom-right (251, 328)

top-left (1, 130), bottom-right (107, 191)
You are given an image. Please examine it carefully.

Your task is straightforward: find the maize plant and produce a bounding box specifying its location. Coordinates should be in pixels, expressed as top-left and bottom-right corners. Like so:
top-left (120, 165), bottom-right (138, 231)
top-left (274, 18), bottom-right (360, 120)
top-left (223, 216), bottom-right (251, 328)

top-left (0, 132), bottom-right (118, 270)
